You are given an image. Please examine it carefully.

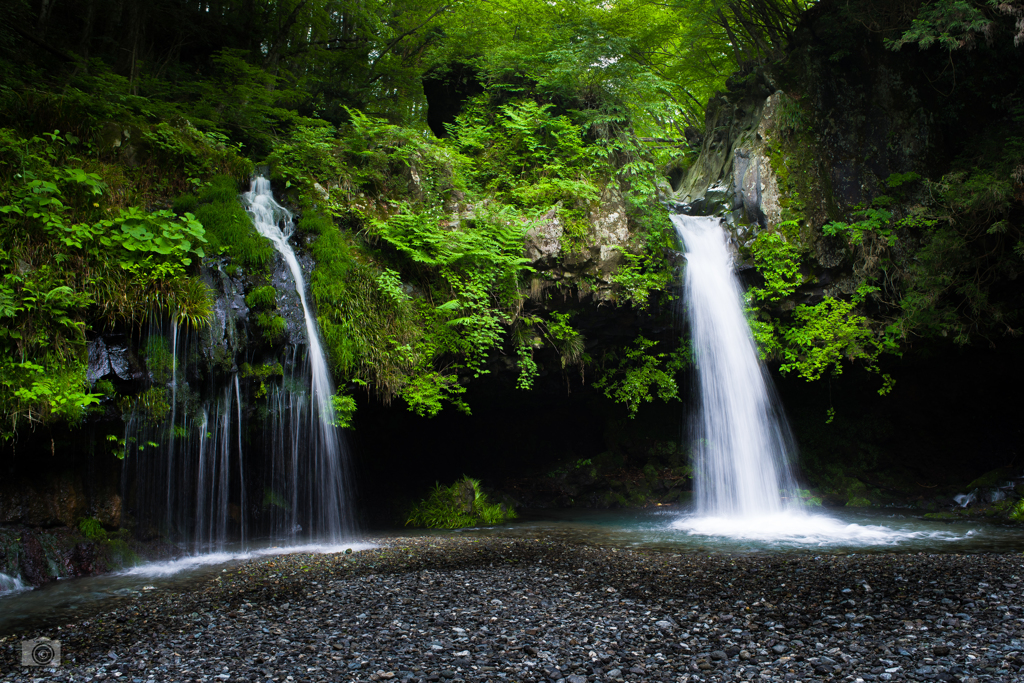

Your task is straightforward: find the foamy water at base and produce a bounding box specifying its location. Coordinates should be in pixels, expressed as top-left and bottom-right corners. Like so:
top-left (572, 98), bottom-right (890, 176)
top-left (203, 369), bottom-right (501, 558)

top-left (671, 509), bottom-right (974, 547)
top-left (119, 541), bottom-right (377, 578)
top-left (0, 541), bottom-right (375, 635)
top-left (0, 571), bottom-right (28, 595)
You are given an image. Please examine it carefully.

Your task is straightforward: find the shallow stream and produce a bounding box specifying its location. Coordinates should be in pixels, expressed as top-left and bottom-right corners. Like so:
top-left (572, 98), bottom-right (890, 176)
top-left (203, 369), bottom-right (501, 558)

top-left (444, 506), bottom-right (1024, 554)
top-left (1, 507), bottom-right (1019, 636)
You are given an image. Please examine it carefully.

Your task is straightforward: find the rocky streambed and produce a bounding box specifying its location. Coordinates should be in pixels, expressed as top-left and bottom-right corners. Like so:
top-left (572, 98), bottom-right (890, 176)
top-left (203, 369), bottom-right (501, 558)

top-left (2, 537), bottom-right (1024, 682)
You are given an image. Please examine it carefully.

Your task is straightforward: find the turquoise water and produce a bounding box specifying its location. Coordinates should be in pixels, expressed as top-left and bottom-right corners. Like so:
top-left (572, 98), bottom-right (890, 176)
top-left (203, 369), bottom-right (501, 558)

top-left (442, 506), bottom-right (1024, 554)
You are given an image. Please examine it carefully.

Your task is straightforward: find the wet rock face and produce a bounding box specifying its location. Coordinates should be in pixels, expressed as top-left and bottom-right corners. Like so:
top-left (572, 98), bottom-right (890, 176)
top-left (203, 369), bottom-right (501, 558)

top-left (525, 184), bottom-right (640, 304)
top-left (674, 91), bottom-right (789, 249)
top-left (0, 474), bottom-right (86, 528)
top-left (87, 335), bottom-right (146, 384)
top-left (200, 262), bottom-right (249, 372)
top-left (269, 243), bottom-right (313, 348)
top-left (17, 532), bottom-right (53, 585)
top-left (0, 474), bottom-right (122, 529)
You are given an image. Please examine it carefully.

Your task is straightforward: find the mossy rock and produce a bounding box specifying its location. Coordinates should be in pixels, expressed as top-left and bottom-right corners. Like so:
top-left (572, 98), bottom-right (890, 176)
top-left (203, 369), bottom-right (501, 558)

top-left (661, 489), bottom-right (693, 504)
top-left (923, 511), bottom-right (960, 520)
top-left (1009, 500), bottom-right (1024, 523)
top-left (845, 496), bottom-right (872, 508)
top-left (841, 477), bottom-right (869, 497)
top-left (671, 465), bottom-right (693, 479)
top-left (966, 468), bottom-right (1012, 491)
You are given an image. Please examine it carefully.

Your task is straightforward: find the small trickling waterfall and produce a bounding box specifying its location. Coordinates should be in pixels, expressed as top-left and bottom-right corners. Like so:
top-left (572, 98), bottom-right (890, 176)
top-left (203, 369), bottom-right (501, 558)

top-left (121, 178), bottom-right (354, 551)
top-left (0, 572), bottom-right (27, 594)
top-left (673, 214), bottom-right (798, 517)
top-left (241, 177), bottom-right (351, 542)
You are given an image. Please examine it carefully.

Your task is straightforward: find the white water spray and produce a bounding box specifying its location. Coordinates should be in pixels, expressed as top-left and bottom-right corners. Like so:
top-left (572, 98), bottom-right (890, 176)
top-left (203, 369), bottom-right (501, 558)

top-left (0, 572), bottom-right (27, 594)
top-left (673, 214), bottom-right (797, 517)
top-left (670, 215), bottom-right (972, 547)
top-left (241, 177), bottom-right (352, 542)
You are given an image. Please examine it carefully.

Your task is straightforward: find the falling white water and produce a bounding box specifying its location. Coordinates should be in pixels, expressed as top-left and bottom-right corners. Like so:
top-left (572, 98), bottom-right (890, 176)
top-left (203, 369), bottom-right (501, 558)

top-left (0, 572), bottom-right (27, 594)
top-left (118, 542), bottom-right (376, 578)
top-left (670, 215), bottom-right (974, 547)
top-left (241, 177), bottom-right (352, 542)
top-left (673, 214), bottom-right (797, 517)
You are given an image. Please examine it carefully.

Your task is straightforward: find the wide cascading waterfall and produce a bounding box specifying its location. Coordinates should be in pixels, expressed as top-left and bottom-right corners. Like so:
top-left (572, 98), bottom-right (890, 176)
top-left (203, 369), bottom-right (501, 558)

top-left (120, 178), bottom-right (354, 551)
top-left (673, 214), bottom-right (798, 517)
top-left (240, 177), bottom-right (353, 542)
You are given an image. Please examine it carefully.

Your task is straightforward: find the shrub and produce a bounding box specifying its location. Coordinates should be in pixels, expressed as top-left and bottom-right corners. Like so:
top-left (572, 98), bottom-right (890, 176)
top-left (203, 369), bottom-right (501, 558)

top-left (406, 476), bottom-right (517, 529)
top-left (78, 517), bottom-right (107, 541)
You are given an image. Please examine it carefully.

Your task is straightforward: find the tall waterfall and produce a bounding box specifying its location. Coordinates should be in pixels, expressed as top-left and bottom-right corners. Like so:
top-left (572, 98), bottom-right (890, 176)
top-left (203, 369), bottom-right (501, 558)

top-left (668, 215), bottom-right (969, 546)
top-left (673, 214), bottom-right (797, 517)
top-left (121, 178), bottom-right (353, 550)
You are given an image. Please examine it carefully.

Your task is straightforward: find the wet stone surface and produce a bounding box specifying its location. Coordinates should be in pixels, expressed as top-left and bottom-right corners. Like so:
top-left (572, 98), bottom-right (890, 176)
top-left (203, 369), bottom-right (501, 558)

top-left (2, 538), bottom-right (1024, 682)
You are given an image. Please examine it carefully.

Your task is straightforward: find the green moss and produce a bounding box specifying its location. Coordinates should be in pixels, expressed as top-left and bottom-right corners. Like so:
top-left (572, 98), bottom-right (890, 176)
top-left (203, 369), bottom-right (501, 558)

top-left (199, 175), bottom-right (243, 204)
top-left (143, 336), bottom-right (174, 385)
top-left (966, 468), bottom-right (1008, 491)
top-left (245, 285), bottom-right (277, 310)
top-left (923, 511), bottom-right (960, 520)
top-left (193, 175), bottom-right (274, 269)
top-left (846, 496), bottom-right (872, 507)
top-left (255, 312), bottom-right (288, 344)
top-left (1009, 500), bottom-right (1024, 523)
top-left (78, 517), bottom-right (107, 541)
top-left (262, 487), bottom-right (291, 512)
top-left (240, 361), bottom-right (284, 398)
top-left (132, 386), bottom-right (172, 423)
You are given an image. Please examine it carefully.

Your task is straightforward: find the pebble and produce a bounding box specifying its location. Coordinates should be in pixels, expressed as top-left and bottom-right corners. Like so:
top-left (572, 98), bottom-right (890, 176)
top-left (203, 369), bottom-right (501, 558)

top-left (1, 538), bottom-right (1023, 682)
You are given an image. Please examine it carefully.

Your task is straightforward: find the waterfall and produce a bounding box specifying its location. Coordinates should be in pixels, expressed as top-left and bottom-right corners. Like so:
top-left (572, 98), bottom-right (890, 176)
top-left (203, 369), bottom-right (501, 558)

top-left (120, 178), bottom-right (354, 551)
top-left (673, 214), bottom-right (798, 517)
top-left (0, 572), bottom-right (27, 594)
top-left (668, 214), bottom-right (969, 546)
top-left (241, 177), bottom-right (352, 542)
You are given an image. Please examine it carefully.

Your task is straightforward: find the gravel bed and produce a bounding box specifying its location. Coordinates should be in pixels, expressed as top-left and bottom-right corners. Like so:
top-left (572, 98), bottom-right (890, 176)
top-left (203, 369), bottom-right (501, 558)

top-left (2, 538), bottom-right (1024, 682)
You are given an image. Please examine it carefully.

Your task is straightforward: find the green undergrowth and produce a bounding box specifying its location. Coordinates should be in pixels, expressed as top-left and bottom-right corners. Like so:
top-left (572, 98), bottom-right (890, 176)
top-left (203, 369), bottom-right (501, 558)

top-left (76, 516), bottom-right (138, 566)
top-left (185, 175), bottom-right (273, 271)
top-left (405, 476), bottom-right (517, 529)
top-left (0, 125), bottom-right (234, 438)
top-left (261, 97), bottom-right (675, 418)
top-left (747, 87), bottom-right (1023, 399)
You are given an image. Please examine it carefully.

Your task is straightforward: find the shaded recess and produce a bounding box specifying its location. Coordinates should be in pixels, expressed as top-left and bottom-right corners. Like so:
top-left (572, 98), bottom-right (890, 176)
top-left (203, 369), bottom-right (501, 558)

top-left (422, 63), bottom-right (484, 138)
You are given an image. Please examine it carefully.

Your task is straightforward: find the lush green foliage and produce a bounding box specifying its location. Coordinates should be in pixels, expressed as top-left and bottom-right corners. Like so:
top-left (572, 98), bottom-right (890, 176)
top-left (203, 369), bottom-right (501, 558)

top-left (594, 336), bottom-right (691, 418)
top-left (239, 362), bottom-right (284, 399)
top-left (0, 128), bottom-right (221, 438)
top-left (748, 231), bottom-right (802, 304)
top-left (405, 476), bottom-right (517, 529)
top-left (0, 0), bottom-right (824, 435)
top-left (887, 0), bottom-right (1024, 52)
top-left (267, 100), bottom-right (675, 417)
top-left (193, 176), bottom-right (275, 269)
top-left (746, 225), bottom-right (899, 393)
